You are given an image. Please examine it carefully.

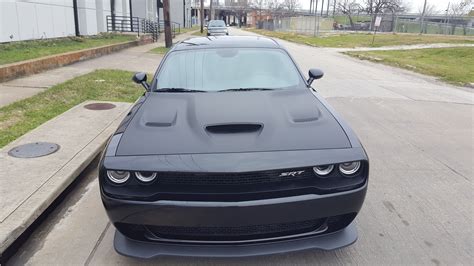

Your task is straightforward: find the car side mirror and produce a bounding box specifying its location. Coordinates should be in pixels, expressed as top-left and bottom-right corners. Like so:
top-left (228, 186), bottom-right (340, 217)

top-left (132, 72), bottom-right (149, 91)
top-left (307, 68), bottom-right (324, 86)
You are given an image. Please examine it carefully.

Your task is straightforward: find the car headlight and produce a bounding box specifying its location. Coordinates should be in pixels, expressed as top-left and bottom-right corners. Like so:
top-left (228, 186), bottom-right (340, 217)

top-left (339, 161), bottom-right (361, 176)
top-left (313, 164), bottom-right (334, 177)
top-left (107, 170), bottom-right (130, 184)
top-left (135, 171), bottom-right (157, 183)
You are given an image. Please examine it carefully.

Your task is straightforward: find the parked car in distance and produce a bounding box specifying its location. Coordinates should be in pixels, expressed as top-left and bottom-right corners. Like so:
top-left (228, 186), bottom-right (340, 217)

top-left (99, 36), bottom-right (369, 259)
top-left (207, 20), bottom-right (229, 36)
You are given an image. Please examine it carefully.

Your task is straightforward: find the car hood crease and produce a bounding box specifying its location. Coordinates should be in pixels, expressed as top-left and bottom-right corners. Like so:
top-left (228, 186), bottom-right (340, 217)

top-left (116, 89), bottom-right (351, 156)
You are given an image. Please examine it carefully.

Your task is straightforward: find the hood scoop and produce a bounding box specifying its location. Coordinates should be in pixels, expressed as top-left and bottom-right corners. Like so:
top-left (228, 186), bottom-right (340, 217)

top-left (206, 123), bottom-right (263, 134)
top-left (142, 110), bottom-right (177, 127)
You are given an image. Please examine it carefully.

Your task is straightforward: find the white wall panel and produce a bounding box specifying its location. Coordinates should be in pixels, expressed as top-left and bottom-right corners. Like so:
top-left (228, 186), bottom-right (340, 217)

top-left (0, 2), bottom-right (21, 42)
top-left (84, 9), bottom-right (98, 35)
top-left (35, 4), bottom-right (54, 39)
top-left (16, 2), bottom-right (39, 40)
top-left (0, 0), bottom-right (160, 42)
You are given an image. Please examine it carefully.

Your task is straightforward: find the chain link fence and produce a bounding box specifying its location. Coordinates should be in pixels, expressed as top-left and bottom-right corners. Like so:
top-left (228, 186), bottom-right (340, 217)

top-left (256, 15), bottom-right (474, 36)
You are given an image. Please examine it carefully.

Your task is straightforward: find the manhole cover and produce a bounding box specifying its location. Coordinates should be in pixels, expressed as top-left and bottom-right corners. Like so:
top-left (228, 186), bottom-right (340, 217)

top-left (8, 142), bottom-right (60, 158)
top-left (84, 103), bottom-right (116, 110)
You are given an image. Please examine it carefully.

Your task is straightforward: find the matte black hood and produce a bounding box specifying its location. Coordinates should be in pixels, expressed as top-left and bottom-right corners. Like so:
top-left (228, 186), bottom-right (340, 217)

top-left (116, 89), bottom-right (350, 156)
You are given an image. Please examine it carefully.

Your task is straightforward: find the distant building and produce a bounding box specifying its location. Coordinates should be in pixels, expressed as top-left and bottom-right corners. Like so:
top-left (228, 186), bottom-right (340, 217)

top-left (0, 0), bottom-right (192, 43)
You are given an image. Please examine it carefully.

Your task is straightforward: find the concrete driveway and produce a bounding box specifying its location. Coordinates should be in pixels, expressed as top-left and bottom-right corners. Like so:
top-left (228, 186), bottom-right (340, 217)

top-left (9, 28), bottom-right (473, 265)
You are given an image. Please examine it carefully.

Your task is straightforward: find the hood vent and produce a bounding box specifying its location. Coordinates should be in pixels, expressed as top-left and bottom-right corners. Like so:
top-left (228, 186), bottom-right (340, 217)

top-left (206, 123), bottom-right (263, 134)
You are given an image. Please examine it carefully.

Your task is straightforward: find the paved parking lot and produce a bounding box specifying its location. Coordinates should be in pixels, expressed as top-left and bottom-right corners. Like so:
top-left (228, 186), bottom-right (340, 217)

top-left (9, 28), bottom-right (473, 265)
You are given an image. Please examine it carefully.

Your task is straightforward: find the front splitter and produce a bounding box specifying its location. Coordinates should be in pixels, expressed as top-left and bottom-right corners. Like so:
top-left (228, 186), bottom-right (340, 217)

top-left (114, 222), bottom-right (357, 259)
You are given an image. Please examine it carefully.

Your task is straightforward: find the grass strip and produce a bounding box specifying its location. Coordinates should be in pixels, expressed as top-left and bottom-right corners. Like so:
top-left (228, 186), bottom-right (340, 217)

top-left (0, 69), bottom-right (143, 148)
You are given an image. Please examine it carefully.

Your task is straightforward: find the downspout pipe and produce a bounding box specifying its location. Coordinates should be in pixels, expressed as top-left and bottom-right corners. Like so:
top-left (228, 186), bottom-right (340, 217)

top-left (73, 0), bottom-right (80, 36)
top-left (111, 0), bottom-right (116, 31)
top-left (129, 0), bottom-right (134, 32)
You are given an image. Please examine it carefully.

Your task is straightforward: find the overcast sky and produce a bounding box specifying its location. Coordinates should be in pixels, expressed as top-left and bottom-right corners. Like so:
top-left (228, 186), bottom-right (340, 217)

top-left (298, 0), bottom-right (452, 13)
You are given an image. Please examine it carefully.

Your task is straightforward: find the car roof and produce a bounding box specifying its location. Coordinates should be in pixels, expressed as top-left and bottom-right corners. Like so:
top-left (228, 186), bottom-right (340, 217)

top-left (172, 36), bottom-right (281, 51)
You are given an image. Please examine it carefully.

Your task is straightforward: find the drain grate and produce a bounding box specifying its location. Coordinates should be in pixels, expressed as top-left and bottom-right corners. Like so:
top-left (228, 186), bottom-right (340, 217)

top-left (84, 103), bottom-right (116, 110)
top-left (8, 142), bottom-right (60, 158)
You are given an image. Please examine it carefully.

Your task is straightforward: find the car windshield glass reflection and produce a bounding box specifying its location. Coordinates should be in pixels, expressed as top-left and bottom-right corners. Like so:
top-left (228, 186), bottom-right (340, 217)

top-left (156, 48), bottom-right (303, 92)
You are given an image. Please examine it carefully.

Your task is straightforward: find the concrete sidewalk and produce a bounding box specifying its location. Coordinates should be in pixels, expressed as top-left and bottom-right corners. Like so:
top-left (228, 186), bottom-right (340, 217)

top-left (0, 101), bottom-right (131, 259)
top-left (0, 33), bottom-right (194, 108)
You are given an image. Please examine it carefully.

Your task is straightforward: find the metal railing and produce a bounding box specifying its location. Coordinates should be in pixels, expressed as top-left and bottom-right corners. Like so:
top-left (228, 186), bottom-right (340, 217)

top-left (106, 15), bottom-right (183, 42)
top-left (141, 19), bottom-right (160, 41)
top-left (106, 15), bottom-right (140, 34)
top-left (159, 21), bottom-right (181, 37)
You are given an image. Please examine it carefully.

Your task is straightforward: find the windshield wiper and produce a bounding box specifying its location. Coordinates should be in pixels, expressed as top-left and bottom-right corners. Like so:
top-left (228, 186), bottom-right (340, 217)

top-left (218, 88), bottom-right (275, 92)
top-left (155, 88), bottom-right (207, 93)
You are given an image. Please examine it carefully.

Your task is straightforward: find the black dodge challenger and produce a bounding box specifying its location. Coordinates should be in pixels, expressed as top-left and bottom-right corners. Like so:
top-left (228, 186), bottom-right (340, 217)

top-left (99, 36), bottom-right (369, 258)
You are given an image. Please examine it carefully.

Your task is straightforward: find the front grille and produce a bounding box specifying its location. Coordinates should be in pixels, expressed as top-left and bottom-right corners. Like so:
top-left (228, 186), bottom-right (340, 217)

top-left (154, 167), bottom-right (315, 186)
top-left (145, 218), bottom-right (325, 242)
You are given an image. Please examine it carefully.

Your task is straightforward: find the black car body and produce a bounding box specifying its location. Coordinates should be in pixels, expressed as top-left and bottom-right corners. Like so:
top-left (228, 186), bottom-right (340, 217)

top-left (99, 36), bottom-right (369, 259)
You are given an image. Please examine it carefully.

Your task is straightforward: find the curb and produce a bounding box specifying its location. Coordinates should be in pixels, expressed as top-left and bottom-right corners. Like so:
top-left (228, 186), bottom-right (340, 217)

top-left (0, 35), bottom-right (153, 83)
top-left (0, 101), bottom-right (131, 260)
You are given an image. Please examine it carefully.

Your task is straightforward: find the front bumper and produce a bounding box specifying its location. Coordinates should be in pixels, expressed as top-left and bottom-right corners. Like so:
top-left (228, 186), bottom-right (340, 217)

top-left (114, 221), bottom-right (357, 258)
top-left (208, 31), bottom-right (228, 36)
top-left (101, 182), bottom-right (367, 257)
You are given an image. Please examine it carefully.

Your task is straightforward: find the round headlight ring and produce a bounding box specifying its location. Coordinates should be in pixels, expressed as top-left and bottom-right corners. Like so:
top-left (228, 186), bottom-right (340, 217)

top-left (313, 164), bottom-right (334, 177)
top-left (135, 171), bottom-right (157, 183)
top-left (106, 170), bottom-right (130, 184)
top-left (339, 161), bottom-right (361, 176)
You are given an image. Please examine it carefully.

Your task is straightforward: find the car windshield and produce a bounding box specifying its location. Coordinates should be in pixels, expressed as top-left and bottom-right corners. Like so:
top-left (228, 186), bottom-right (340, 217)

top-left (155, 48), bottom-right (303, 92)
top-left (209, 20), bottom-right (226, 27)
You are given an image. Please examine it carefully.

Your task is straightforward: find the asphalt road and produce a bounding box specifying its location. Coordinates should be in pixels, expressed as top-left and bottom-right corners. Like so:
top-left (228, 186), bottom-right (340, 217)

top-left (9, 28), bottom-right (473, 265)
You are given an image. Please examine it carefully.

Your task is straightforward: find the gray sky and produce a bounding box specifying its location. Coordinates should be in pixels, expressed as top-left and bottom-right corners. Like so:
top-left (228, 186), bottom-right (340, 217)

top-left (298, 0), bottom-right (452, 13)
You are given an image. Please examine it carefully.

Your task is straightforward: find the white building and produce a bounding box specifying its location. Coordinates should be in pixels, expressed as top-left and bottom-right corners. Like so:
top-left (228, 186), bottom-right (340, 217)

top-left (0, 0), bottom-right (192, 43)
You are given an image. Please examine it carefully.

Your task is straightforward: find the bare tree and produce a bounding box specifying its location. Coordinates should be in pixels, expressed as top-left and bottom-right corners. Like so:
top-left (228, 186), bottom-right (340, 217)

top-left (363, 0), bottom-right (407, 29)
top-left (448, 0), bottom-right (473, 16)
top-left (447, 0), bottom-right (473, 34)
top-left (282, 0), bottom-right (300, 14)
top-left (250, 0), bottom-right (266, 16)
top-left (420, 4), bottom-right (438, 15)
top-left (337, 0), bottom-right (361, 29)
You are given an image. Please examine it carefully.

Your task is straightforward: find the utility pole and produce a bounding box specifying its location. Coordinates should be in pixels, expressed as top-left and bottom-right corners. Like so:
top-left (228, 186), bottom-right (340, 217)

top-left (419, 0), bottom-right (427, 34)
top-left (326, 0), bottom-right (330, 17)
top-left (313, 0), bottom-right (320, 36)
top-left (445, 2), bottom-right (450, 35)
top-left (163, 0), bottom-right (172, 48)
top-left (210, 0), bottom-right (213, 20)
top-left (200, 0), bottom-right (204, 33)
top-left (321, 0), bottom-right (325, 17)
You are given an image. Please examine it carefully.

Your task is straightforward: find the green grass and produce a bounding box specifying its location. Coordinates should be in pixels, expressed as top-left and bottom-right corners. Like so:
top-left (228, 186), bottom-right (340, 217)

top-left (0, 69), bottom-right (143, 148)
top-left (245, 28), bottom-right (474, 48)
top-left (178, 25), bottom-right (200, 34)
top-left (192, 30), bottom-right (208, 37)
top-left (149, 46), bottom-right (170, 54)
top-left (345, 47), bottom-right (474, 85)
top-left (0, 33), bottom-right (137, 65)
